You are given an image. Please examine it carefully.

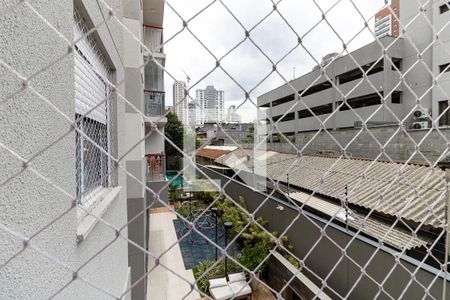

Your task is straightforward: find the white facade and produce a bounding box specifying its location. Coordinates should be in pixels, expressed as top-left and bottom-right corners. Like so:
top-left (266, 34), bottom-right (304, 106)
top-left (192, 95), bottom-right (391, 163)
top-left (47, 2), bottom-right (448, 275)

top-left (195, 85), bottom-right (225, 124)
top-left (226, 105), bottom-right (242, 123)
top-left (188, 102), bottom-right (197, 126)
top-left (0, 1), bottom-right (130, 299)
top-left (123, 0), bottom-right (167, 298)
top-left (257, 1), bottom-right (450, 137)
top-left (173, 81), bottom-right (188, 125)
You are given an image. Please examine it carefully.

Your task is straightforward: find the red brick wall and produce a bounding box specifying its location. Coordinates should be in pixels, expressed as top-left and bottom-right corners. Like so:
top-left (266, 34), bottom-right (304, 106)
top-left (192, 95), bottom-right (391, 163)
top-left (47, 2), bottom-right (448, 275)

top-left (375, 0), bottom-right (400, 37)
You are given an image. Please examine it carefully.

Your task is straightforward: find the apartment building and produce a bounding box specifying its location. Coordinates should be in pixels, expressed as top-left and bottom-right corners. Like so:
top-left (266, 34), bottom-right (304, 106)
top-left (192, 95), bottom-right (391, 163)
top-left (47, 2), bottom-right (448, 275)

top-left (226, 105), bottom-right (242, 123)
top-left (123, 0), bottom-right (168, 299)
top-left (173, 80), bottom-right (189, 125)
top-left (188, 101), bottom-right (197, 126)
top-left (1, 0), bottom-right (131, 299)
top-left (195, 85), bottom-right (225, 124)
top-left (258, 1), bottom-right (450, 142)
top-left (374, 0), bottom-right (400, 39)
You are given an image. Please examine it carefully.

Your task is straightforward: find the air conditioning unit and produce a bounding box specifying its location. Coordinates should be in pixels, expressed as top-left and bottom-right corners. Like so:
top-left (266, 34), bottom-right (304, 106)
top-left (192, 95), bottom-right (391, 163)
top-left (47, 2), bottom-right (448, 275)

top-left (413, 108), bottom-right (430, 119)
top-left (412, 121), bottom-right (429, 129)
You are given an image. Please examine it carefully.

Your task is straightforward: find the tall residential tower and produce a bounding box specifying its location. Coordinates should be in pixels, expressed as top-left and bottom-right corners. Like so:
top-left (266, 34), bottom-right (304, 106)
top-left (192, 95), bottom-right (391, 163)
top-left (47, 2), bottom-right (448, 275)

top-left (173, 80), bottom-right (188, 125)
top-left (195, 85), bottom-right (224, 124)
top-left (374, 0), bottom-right (400, 39)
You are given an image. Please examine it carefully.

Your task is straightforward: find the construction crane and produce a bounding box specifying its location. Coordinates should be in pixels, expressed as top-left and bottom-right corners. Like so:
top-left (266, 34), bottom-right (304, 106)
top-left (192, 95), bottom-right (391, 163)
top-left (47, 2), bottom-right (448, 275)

top-left (182, 69), bottom-right (190, 88)
top-left (181, 69), bottom-right (191, 126)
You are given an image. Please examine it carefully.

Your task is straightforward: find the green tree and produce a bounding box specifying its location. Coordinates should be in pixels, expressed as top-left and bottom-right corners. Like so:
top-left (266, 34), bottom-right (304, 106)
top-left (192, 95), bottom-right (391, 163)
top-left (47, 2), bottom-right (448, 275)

top-left (165, 112), bottom-right (184, 169)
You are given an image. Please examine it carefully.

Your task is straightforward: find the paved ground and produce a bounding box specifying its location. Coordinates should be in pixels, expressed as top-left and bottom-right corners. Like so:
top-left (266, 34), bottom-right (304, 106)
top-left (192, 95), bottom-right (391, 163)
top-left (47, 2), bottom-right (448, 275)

top-left (173, 215), bottom-right (240, 269)
top-left (147, 212), bottom-right (200, 300)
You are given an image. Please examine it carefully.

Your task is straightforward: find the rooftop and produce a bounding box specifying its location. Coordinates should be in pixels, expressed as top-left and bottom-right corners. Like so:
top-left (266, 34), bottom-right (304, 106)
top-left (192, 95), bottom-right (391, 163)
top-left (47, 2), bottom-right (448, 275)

top-left (215, 149), bottom-right (446, 229)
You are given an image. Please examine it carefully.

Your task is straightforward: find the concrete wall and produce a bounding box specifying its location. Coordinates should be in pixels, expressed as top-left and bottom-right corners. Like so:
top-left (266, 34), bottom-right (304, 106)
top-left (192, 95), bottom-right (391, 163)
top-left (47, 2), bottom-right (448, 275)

top-left (123, 1), bottom-right (148, 299)
top-left (258, 1), bottom-right (449, 133)
top-left (0, 0), bottom-right (129, 299)
top-left (257, 37), bottom-right (411, 131)
top-left (432, 1), bottom-right (450, 120)
top-left (145, 125), bottom-right (165, 155)
top-left (146, 181), bottom-right (169, 208)
top-left (258, 126), bottom-right (450, 163)
top-left (127, 197), bottom-right (147, 300)
top-left (266, 254), bottom-right (323, 300)
top-left (200, 167), bottom-right (450, 300)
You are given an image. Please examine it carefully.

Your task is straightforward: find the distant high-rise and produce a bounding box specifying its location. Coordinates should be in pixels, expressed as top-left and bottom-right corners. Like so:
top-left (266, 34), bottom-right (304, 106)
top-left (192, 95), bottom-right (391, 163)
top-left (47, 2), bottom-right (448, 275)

top-left (188, 102), bottom-right (197, 126)
top-left (374, 0), bottom-right (400, 39)
top-left (195, 85), bottom-right (224, 124)
top-left (226, 105), bottom-right (241, 123)
top-left (173, 81), bottom-right (188, 125)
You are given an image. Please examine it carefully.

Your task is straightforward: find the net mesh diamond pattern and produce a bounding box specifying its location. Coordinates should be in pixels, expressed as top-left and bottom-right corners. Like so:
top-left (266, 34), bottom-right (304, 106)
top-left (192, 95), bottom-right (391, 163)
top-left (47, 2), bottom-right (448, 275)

top-left (1, 0), bottom-right (450, 299)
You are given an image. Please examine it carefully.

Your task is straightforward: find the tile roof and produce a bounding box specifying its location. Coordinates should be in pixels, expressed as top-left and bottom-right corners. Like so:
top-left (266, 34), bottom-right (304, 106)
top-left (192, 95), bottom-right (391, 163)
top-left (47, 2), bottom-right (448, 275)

top-left (216, 149), bottom-right (447, 229)
top-left (289, 192), bottom-right (431, 250)
top-left (196, 148), bottom-right (231, 160)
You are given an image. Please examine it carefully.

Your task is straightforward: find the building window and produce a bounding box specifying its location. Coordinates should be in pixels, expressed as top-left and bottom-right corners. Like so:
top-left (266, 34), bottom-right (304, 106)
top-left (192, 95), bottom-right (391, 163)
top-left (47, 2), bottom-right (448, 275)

top-left (337, 61), bottom-right (384, 85)
top-left (392, 91), bottom-right (402, 104)
top-left (74, 11), bottom-right (113, 217)
top-left (272, 112), bottom-right (295, 122)
top-left (339, 93), bottom-right (382, 111)
top-left (298, 103), bottom-right (333, 119)
top-left (144, 58), bottom-right (165, 90)
top-left (438, 101), bottom-right (450, 126)
top-left (144, 90), bottom-right (165, 116)
top-left (300, 81), bottom-right (332, 97)
top-left (440, 3), bottom-right (450, 14)
top-left (270, 93), bottom-right (295, 107)
top-left (391, 58), bottom-right (402, 71)
top-left (439, 62), bottom-right (450, 74)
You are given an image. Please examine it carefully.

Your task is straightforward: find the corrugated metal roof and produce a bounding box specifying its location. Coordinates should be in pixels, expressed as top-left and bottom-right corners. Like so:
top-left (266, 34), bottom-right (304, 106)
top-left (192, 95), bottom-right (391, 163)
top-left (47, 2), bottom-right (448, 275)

top-left (289, 192), bottom-right (431, 250)
top-left (216, 149), bottom-right (447, 229)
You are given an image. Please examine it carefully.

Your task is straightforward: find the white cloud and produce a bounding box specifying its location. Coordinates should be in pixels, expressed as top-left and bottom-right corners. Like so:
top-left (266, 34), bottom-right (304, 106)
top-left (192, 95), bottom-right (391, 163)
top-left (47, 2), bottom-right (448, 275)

top-left (163, 0), bottom-right (385, 122)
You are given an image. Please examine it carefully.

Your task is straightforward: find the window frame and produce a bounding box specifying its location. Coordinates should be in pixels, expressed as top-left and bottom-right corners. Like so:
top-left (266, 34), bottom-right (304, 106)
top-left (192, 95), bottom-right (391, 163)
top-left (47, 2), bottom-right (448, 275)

top-left (439, 2), bottom-right (450, 14)
top-left (74, 11), bottom-right (114, 219)
top-left (438, 100), bottom-right (450, 126)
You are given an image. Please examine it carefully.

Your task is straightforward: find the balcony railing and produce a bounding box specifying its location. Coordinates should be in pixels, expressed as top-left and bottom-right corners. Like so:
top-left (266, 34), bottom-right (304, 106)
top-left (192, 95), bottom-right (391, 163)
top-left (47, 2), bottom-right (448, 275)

top-left (146, 153), bottom-right (166, 181)
top-left (143, 25), bottom-right (163, 53)
top-left (144, 90), bottom-right (165, 117)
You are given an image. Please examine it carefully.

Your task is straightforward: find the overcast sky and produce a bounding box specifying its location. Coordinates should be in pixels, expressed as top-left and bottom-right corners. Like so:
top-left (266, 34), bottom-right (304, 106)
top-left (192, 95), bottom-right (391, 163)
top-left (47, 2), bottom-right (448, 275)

top-left (162, 0), bottom-right (385, 122)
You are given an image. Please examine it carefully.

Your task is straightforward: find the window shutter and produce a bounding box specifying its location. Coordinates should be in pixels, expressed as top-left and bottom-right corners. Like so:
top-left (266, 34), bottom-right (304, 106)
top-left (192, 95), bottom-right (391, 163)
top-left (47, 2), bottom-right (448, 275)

top-left (74, 15), bottom-right (110, 124)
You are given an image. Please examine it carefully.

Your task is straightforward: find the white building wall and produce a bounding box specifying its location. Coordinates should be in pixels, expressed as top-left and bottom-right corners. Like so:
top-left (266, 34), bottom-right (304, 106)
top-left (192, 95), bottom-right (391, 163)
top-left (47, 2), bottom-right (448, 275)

top-left (399, 0), bottom-right (434, 118)
top-left (258, 1), bottom-right (450, 134)
top-left (432, 1), bottom-right (450, 122)
top-left (0, 0), bottom-right (129, 299)
top-left (195, 86), bottom-right (225, 124)
top-left (145, 126), bottom-right (166, 154)
top-left (173, 81), bottom-right (188, 125)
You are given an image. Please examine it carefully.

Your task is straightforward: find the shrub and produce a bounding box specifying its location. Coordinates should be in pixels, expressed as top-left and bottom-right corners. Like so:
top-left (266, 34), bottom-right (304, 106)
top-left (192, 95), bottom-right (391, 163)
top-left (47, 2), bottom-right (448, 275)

top-left (175, 201), bottom-right (208, 218)
top-left (236, 243), bottom-right (268, 272)
top-left (216, 196), bottom-right (299, 269)
top-left (169, 186), bottom-right (181, 201)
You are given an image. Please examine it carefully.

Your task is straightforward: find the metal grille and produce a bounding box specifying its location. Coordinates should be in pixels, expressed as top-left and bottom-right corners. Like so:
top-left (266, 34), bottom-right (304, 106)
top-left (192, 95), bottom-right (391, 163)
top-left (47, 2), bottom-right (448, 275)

top-left (0, 0), bottom-right (450, 300)
top-left (74, 10), bottom-right (113, 216)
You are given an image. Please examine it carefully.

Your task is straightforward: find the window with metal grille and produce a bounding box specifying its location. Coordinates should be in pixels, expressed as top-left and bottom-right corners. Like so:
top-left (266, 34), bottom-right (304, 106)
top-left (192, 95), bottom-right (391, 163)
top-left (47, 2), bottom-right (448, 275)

top-left (74, 11), bottom-right (113, 217)
top-left (438, 100), bottom-right (450, 126)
